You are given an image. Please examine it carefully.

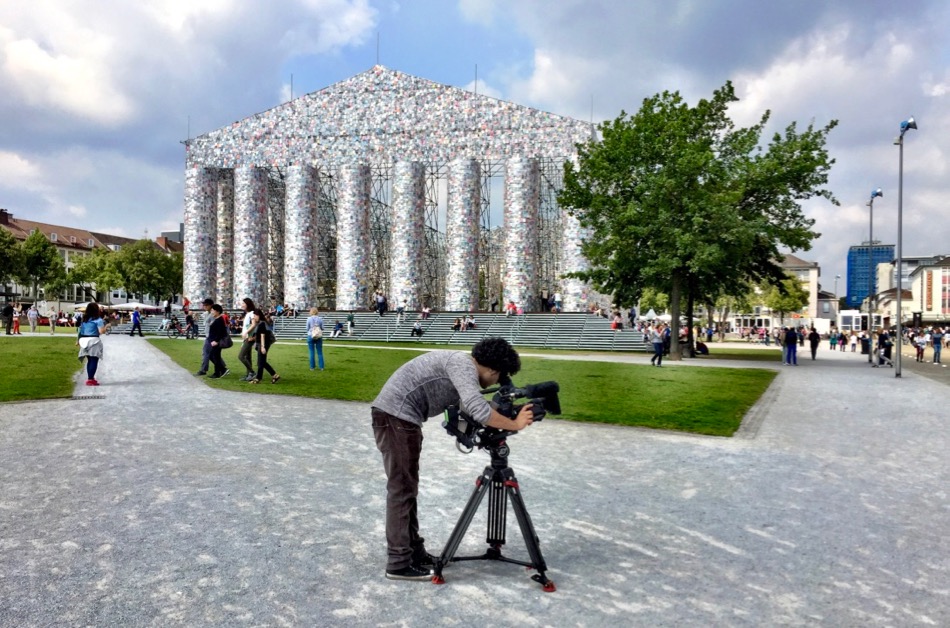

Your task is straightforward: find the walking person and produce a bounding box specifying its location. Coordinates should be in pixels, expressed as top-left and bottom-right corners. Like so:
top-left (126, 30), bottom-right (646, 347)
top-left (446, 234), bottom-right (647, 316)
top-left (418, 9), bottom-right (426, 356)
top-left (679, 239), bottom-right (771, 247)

top-left (808, 327), bottom-right (821, 360)
top-left (346, 311), bottom-right (355, 336)
top-left (76, 303), bottom-right (109, 386)
top-left (129, 307), bottom-right (144, 337)
top-left (27, 304), bottom-right (38, 334)
top-left (237, 298), bottom-right (257, 381)
top-left (306, 307), bottom-right (325, 371)
top-left (48, 308), bottom-right (57, 335)
top-left (1, 302), bottom-right (12, 335)
top-left (11, 302), bottom-right (22, 334)
top-left (249, 309), bottom-right (279, 384)
top-left (850, 332), bottom-right (857, 352)
top-left (195, 298), bottom-right (215, 376)
top-left (932, 327), bottom-right (944, 363)
top-left (206, 304), bottom-right (230, 379)
top-left (649, 323), bottom-right (665, 367)
top-left (784, 326), bottom-right (798, 365)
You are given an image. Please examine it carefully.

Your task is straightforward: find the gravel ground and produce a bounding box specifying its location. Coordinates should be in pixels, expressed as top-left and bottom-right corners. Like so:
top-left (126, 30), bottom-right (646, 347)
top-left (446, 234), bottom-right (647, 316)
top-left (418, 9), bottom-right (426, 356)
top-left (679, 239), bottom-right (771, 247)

top-left (0, 335), bottom-right (946, 627)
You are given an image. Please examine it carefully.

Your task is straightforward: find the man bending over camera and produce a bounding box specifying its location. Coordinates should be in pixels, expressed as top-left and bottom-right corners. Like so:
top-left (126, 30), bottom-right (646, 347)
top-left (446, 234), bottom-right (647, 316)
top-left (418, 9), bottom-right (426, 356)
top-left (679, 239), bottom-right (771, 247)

top-left (371, 337), bottom-right (535, 581)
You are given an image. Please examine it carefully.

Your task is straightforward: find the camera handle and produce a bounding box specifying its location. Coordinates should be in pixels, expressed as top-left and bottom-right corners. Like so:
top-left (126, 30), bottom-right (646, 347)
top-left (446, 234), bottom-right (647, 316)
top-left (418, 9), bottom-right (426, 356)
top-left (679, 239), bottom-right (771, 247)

top-left (431, 442), bottom-right (555, 592)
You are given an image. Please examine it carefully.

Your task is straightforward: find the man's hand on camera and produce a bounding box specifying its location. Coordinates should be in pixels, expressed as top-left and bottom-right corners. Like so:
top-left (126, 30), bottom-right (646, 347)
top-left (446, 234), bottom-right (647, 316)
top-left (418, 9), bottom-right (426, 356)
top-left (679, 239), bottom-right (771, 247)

top-left (486, 403), bottom-right (534, 431)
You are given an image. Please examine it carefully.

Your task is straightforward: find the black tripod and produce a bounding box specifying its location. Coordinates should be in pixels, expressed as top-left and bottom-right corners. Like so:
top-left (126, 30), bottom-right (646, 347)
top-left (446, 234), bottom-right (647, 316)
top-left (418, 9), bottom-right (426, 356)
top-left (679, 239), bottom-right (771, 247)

top-left (432, 432), bottom-right (555, 592)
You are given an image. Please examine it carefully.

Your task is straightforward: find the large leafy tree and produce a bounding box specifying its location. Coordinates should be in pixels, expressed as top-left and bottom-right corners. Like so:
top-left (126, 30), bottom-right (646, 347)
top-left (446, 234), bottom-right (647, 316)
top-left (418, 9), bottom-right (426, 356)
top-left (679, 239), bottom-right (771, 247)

top-left (157, 252), bottom-right (184, 302)
top-left (113, 240), bottom-right (182, 301)
top-left (71, 247), bottom-right (124, 302)
top-left (559, 81), bottom-right (837, 358)
top-left (763, 276), bottom-right (810, 323)
top-left (16, 230), bottom-right (66, 300)
top-left (0, 228), bottom-right (23, 287)
top-left (639, 287), bottom-right (669, 314)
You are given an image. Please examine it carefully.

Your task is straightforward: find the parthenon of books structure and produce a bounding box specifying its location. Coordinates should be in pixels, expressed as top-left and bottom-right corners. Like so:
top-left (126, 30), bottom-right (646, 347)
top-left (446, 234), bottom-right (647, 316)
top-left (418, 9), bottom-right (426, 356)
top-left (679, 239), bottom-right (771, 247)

top-left (183, 65), bottom-right (595, 312)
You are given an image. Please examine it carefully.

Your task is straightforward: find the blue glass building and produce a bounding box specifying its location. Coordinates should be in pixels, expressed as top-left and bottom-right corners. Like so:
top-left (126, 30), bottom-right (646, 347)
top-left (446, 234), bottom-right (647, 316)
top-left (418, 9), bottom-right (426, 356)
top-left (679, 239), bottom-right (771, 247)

top-left (846, 242), bottom-right (895, 308)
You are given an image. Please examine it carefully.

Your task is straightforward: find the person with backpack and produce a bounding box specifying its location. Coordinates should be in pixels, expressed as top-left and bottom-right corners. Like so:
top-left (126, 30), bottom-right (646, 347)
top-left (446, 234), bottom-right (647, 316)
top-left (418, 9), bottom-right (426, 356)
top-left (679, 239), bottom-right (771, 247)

top-left (306, 307), bottom-right (325, 371)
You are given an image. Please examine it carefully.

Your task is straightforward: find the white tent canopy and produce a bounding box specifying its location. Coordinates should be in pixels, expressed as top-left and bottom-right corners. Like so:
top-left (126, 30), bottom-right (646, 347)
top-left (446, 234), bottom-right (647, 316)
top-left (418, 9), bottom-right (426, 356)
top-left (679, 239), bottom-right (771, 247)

top-left (111, 302), bottom-right (160, 311)
top-left (643, 308), bottom-right (657, 321)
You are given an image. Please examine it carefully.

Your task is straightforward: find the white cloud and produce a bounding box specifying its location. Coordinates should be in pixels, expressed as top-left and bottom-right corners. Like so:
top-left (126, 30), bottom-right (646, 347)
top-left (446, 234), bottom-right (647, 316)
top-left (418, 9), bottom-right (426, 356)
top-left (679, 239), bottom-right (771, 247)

top-left (0, 1), bottom-right (377, 131)
top-left (0, 150), bottom-right (45, 191)
top-left (506, 49), bottom-right (609, 120)
top-left (281, 0), bottom-right (377, 55)
top-left (0, 25), bottom-right (135, 124)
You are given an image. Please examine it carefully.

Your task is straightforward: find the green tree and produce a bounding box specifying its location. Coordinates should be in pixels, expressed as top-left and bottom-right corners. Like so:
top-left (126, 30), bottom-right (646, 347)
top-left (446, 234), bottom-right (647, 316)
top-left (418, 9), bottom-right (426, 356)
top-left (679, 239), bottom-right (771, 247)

top-left (71, 247), bottom-right (123, 302)
top-left (711, 288), bottom-right (755, 342)
top-left (156, 252), bottom-right (183, 302)
top-left (16, 230), bottom-right (66, 300)
top-left (559, 81), bottom-right (837, 359)
top-left (113, 240), bottom-right (169, 300)
top-left (639, 287), bottom-right (669, 314)
top-left (763, 276), bottom-right (810, 323)
top-left (0, 228), bottom-right (24, 287)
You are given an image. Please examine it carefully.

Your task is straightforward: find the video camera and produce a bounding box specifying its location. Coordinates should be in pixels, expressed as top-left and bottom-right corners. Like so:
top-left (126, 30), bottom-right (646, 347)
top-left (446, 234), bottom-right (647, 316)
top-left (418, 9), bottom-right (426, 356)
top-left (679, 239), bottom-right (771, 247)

top-left (442, 377), bottom-right (561, 452)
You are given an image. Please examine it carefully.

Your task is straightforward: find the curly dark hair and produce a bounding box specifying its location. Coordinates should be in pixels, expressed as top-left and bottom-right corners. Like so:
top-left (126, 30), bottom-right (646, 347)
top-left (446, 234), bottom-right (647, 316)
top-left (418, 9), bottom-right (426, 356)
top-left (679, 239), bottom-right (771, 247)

top-left (471, 337), bottom-right (521, 377)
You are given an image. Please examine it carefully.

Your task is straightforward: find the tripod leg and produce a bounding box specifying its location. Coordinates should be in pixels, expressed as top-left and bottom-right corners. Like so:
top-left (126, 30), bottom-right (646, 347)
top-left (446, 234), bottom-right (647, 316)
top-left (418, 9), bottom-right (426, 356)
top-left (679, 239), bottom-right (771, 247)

top-left (505, 471), bottom-right (556, 592)
top-left (433, 466), bottom-right (492, 584)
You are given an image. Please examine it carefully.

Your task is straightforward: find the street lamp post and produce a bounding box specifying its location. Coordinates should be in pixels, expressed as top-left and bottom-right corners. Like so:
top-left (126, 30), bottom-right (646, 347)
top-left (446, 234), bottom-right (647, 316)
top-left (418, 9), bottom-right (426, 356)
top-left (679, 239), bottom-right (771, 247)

top-left (834, 274), bottom-right (840, 301)
top-left (867, 188), bottom-right (882, 364)
top-left (895, 116), bottom-right (917, 378)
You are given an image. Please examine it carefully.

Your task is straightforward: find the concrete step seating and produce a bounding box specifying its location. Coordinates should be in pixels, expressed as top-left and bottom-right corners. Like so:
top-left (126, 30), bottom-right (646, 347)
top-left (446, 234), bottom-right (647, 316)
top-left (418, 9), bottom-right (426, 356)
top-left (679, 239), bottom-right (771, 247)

top-left (112, 311), bottom-right (649, 352)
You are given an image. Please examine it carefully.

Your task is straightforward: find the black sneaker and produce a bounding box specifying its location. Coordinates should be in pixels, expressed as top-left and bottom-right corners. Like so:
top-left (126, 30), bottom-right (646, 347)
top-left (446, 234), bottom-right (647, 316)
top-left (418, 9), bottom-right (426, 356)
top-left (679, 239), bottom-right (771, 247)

top-left (222, 369), bottom-right (230, 377)
top-left (195, 371), bottom-right (207, 376)
top-left (385, 565), bottom-right (432, 581)
top-left (413, 551), bottom-right (437, 568)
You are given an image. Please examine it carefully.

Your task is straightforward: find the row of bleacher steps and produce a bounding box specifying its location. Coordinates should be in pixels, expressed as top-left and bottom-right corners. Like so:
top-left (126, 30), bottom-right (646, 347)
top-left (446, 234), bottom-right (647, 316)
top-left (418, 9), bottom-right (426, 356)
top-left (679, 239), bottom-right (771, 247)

top-left (114, 310), bottom-right (649, 352)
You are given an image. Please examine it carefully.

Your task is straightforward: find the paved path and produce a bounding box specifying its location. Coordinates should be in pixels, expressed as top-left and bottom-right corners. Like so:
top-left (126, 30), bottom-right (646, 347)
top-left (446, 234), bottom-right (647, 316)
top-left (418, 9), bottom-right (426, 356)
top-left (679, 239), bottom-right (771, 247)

top-left (0, 336), bottom-right (946, 626)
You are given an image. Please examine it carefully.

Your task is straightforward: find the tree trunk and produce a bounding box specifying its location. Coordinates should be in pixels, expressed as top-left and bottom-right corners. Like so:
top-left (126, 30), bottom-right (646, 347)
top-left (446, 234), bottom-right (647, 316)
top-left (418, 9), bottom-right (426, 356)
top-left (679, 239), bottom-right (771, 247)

top-left (669, 272), bottom-right (682, 360)
top-left (717, 304), bottom-right (729, 342)
top-left (685, 276), bottom-right (695, 358)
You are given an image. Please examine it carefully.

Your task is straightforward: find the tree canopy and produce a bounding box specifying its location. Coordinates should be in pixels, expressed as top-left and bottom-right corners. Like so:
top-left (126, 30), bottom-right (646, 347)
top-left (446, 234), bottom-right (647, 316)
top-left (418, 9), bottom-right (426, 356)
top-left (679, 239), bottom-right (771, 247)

top-left (559, 80), bottom-right (837, 357)
top-left (0, 228), bottom-right (23, 287)
top-left (15, 230), bottom-right (66, 299)
top-left (112, 240), bottom-right (183, 301)
top-left (763, 275), bottom-right (810, 320)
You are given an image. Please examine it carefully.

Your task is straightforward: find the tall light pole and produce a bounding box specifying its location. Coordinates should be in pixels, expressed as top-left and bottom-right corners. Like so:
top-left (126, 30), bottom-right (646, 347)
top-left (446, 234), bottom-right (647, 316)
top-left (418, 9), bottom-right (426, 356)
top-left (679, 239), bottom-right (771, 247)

top-left (834, 274), bottom-right (841, 301)
top-left (867, 188), bottom-right (882, 364)
top-left (895, 116), bottom-right (917, 377)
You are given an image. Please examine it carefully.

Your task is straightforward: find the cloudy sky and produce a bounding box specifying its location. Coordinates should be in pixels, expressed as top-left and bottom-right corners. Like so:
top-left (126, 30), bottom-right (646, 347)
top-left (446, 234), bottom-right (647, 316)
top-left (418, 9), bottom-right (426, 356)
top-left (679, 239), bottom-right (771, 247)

top-left (2, 0), bottom-right (948, 296)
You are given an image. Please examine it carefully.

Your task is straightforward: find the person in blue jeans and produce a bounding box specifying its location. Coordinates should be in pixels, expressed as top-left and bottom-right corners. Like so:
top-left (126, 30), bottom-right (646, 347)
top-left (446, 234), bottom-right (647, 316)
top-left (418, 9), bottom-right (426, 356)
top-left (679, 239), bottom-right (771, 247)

top-left (129, 307), bottom-right (143, 336)
top-left (931, 327), bottom-right (944, 364)
top-left (649, 323), bottom-right (665, 366)
top-left (306, 307), bottom-right (325, 371)
top-left (783, 326), bottom-right (798, 365)
top-left (77, 302), bottom-right (109, 385)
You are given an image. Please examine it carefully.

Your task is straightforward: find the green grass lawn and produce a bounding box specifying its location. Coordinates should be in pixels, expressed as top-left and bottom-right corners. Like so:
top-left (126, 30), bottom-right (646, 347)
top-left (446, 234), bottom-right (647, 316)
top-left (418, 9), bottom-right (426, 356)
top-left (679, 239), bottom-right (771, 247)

top-left (149, 339), bottom-right (775, 436)
top-left (696, 347), bottom-right (783, 361)
top-left (0, 338), bottom-right (81, 402)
